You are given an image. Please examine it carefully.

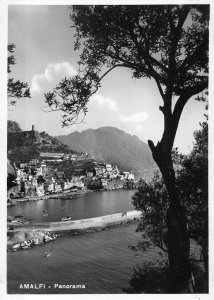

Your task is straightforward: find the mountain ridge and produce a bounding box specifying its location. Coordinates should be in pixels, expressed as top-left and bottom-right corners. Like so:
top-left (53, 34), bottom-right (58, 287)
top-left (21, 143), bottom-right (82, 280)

top-left (56, 126), bottom-right (154, 172)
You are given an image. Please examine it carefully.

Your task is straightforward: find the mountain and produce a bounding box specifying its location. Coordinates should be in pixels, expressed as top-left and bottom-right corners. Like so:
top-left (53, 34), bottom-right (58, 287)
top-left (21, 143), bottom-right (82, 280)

top-left (7, 121), bottom-right (78, 163)
top-left (56, 127), bottom-right (155, 172)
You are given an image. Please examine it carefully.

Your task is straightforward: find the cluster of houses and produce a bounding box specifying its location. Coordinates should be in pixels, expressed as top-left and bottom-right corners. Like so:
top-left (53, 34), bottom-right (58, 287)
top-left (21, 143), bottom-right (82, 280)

top-left (85, 162), bottom-right (135, 188)
top-left (8, 151), bottom-right (136, 199)
top-left (88, 163), bottom-right (136, 181)
top-left (8, 160), bottom-right (85, 199)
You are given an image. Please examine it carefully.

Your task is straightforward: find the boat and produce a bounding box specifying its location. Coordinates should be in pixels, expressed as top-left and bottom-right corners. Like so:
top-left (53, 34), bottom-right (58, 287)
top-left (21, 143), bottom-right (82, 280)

top-left (42, 210), bottom-right (48, 217)
top-left (61, 202), bottom-right (72, 221)
top-left (42, 212), bottom-right (48, 217)
top-left (61, 216), bottom-right (72, 221)
top-left (44, 251), bottom-right (51, 257)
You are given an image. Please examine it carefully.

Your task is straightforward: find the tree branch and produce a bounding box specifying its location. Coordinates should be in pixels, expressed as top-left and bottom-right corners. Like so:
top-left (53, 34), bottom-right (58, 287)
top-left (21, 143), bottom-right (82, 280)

top-left (177, 6), bottom-right (190, 32)
top-left (101, 44), bottom-right (169, 87)
top-left (99, 64), bottom-right (129, 82)
top-left (167, 7), bottom-right (176, 34)
top-left (128, 27), bottom-right (169, 75)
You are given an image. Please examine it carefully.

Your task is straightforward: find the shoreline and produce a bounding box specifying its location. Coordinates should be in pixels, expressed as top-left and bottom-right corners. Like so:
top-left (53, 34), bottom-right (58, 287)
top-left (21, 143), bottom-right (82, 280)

top-left (8, 189), bottom-right (87, 204)
top-left (8, 186), bottom-right (137, 206)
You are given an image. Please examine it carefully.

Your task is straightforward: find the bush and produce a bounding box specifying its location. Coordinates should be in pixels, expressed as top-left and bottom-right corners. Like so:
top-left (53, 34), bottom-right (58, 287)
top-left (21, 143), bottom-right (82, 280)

top-left (125, 260), bottom-right (169, 293)
top-left (125, 259), bottom-right (206, 293)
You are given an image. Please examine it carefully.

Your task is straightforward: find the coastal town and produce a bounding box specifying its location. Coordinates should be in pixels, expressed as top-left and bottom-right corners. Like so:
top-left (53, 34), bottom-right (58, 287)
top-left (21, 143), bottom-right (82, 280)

top-left (8, 125), bottom-right (138, 205)
top-left (8, 158), bottom-right (137, 200)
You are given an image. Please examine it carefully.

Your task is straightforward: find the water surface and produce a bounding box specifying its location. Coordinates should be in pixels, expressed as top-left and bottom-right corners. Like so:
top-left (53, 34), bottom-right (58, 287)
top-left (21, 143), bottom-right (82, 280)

top-left (7, 223), bottom-right (161, 294)
top-left (8, 190), bottom-right (135, 222)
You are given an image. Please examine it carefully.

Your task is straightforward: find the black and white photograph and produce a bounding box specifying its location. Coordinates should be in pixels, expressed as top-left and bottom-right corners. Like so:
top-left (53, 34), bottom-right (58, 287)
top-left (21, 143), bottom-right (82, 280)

top-left (0, 0), bottom-right (213, 297)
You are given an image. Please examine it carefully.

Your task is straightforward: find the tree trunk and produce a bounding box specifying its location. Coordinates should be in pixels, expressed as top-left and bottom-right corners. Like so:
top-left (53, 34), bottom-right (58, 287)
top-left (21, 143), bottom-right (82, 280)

top-left (166, 200), bottom-right (192, 292)
top-left (149, 140), bottom-right (193, 293)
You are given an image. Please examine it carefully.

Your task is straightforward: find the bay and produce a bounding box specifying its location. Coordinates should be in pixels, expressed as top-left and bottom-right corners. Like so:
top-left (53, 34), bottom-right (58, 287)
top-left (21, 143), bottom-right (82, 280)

top-left (8, 190), bottom-right (135, 222)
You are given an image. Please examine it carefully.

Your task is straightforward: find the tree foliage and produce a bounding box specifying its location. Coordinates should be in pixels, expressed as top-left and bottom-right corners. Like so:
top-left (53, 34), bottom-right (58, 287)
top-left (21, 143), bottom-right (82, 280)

top-left (7, 173), bottom-right (17, 190)
top-left (132, 175), bottom-right (169, 253)
top-left (177, 119), bottom-right (208, 249)
top-left (7, 120), bottom-right (22, 133)
top-left (8, 44), bottom-right (31, 105)
top-left (132, 117), bottom-right (208, 274)
top-left (125, 259), bottom-right (206, 293)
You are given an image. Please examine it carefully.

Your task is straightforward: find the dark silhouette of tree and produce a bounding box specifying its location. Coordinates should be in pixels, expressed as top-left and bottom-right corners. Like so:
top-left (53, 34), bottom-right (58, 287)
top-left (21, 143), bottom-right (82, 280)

top-left (132, 116), bottom-right (208, 292)
top-left (8, 43), bottom-right (31, 106)
top-left (44, 5), bottom-right (209, 292)
top-left (177, 117), bottom-right (208, 291)
top-left (7, 173), bottom-right (17, 190)
top-left (7, 120), bottom-right (22, 133)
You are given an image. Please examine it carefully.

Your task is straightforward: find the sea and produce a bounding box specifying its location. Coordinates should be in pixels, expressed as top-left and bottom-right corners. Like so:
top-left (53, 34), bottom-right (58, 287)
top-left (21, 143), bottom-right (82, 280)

top-left (7, 189), bottom-right (200, 294)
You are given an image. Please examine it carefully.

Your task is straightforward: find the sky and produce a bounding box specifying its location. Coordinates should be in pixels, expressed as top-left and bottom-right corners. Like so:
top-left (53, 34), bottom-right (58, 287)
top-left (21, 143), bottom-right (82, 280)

top-left (8, 5), bottom-right (207, 154)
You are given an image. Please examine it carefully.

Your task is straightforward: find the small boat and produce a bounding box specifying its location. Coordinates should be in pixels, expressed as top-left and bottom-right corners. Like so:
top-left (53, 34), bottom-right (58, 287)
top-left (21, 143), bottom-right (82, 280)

top-left (61, 216), bottom-right (72, 221)
top-left (61, 202), bottom-right (72, 221)
top-left (20, 244), bottom-right (30, 250)
top-left (42, 210), bottom-right (48, 217)
top-left (44, 251), bottom-right (51, 258)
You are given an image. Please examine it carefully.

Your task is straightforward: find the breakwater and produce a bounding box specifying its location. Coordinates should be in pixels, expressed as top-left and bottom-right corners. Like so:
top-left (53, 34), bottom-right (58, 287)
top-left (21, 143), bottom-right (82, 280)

top-left (9, 210), bottom-right (141, 234)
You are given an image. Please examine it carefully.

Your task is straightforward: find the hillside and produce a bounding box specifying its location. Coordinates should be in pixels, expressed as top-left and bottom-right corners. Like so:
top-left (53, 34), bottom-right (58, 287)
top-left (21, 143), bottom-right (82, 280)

top-left (56, 127), bottom-right (155, 172)
top-left (7, 121), bottom-right (77, 163)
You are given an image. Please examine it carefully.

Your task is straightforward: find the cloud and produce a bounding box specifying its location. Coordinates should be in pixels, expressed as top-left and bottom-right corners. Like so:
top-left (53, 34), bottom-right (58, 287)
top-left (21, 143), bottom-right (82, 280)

top-left (119, 112), bottom-right (149, 123)
top-left (135, 124), bottom-right (143, 132)
top-left (89, 95), bottom-right (148, 135)
top-left (31, 62), bottom-right (77, 93)
top-left (119, 112), bottom-right (149, 133)
top-left (91, 94), bottom-right (119, 112)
